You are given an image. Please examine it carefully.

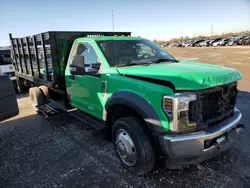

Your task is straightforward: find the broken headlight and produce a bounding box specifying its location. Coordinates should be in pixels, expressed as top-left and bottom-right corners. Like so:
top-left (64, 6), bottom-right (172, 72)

top-left (163, 92), bottom-right (197, 132)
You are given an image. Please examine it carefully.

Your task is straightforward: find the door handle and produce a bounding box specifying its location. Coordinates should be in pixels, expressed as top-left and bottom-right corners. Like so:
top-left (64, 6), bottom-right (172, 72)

top-left (69, 75), bottom-right (75, 80)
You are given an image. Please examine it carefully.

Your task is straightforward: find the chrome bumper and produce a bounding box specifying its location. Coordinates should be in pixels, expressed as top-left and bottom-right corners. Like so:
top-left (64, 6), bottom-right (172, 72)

top-left (162, 108), bottom-right (243, 168)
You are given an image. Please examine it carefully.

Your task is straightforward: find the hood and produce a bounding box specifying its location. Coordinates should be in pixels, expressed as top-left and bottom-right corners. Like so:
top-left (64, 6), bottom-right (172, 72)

top-left (116, 61), bottom-right (241, 90)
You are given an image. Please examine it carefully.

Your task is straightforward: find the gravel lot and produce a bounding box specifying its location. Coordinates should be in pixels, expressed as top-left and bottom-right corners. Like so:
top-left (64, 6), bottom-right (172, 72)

top-left (0, 47), bottom-right (250, 188)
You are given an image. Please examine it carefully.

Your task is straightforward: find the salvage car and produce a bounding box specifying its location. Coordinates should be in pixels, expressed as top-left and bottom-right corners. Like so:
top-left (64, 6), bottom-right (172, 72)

top-left (10, 31), bottom-right (244, 175)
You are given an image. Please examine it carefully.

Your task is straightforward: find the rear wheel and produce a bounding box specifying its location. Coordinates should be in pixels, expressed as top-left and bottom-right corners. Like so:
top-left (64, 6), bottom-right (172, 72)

top-left (39, 86), bottom-right (50, 103)
top-left (29, 87), bottom-right (45, 112)
top-left (112, 117), bottom-right (155, 175)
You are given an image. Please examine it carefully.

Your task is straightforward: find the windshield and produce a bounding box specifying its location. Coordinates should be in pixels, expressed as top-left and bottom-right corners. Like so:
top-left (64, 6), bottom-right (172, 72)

top-left (0, 50), bottom-right (12, 65)
top-left (97, 39), bottom-right (177, 67)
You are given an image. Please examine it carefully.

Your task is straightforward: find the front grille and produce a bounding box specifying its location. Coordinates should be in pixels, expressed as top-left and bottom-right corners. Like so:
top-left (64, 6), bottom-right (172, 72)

top-left (189, 82), bottom-right (238, 130)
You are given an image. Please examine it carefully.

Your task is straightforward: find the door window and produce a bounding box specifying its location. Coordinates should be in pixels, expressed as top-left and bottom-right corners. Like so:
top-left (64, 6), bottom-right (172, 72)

top-left (75, 43), bottom-right (99, 72)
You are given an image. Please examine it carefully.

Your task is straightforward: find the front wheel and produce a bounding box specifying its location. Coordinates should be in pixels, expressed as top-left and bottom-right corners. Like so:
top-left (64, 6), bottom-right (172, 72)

top-left (112, 117), bottom-right (155, 175)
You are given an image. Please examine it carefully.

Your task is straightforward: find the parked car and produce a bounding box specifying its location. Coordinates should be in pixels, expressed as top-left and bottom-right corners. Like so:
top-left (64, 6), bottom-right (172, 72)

top-left (198, 40), bottom-right (210, 47)
top-left (184, 40), bottom-right (197, 47)
top-left (191, 40), bottom-right (205, 47)
top-left (234, 36), bottom-right (247, 45)
top-left (212, 38), bottom-right (229, 46)
top-left (221, 38), bottom-right (230, 46)
top-left (10, 31), bottom-right (244, 175)
top-left (242, 37), bottom-right (250, 45)
top-left (179, 41), bottom-right (193, 47)
top-left (168, 43), bottom-right (178, 47)
top-left (210, 38), bottom-right (223, 46)
top-left (227, 36), bottom-right (242, 46)
top-left (238, 36), bottom-right (250, 45)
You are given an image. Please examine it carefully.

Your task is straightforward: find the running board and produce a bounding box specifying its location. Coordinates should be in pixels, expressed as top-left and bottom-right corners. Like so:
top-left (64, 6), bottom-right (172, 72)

top-left (69, 110), bottom-right (105, 130)
top-left (37, 101), bottom-right (67, 117)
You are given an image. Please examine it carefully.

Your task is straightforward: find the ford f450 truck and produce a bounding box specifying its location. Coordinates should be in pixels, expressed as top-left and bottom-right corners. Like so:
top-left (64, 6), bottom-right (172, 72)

top-left (10, 31), bottom-right (244, 175)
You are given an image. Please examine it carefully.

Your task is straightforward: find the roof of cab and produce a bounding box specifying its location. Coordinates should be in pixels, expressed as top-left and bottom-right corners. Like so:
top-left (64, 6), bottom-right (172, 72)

top-left (77, 36), bottom-right (142, 42)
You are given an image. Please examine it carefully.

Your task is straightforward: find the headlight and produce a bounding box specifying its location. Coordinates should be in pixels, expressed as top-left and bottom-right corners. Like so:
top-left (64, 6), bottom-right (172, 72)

top-left (163, 92), bottom-right (197, 132)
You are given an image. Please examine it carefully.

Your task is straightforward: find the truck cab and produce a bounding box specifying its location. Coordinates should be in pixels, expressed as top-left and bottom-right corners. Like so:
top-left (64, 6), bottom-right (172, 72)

top-left (10, 32), bottom-right (244, 175)
top-left (0, 46), bottom-right (17, 90)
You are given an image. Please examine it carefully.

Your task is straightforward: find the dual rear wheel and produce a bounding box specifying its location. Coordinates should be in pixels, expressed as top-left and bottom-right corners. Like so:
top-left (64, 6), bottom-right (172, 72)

top-left (29, 86), bottom-right (49, 111)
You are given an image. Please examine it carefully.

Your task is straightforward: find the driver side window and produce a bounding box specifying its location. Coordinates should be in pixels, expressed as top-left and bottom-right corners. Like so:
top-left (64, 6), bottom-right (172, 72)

top-left (73, 42), bottom-right (100, 73)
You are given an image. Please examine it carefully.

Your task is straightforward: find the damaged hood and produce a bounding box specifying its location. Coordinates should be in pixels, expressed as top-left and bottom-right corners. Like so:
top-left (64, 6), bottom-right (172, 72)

top-left (116, 61), bottom-right (242, 90)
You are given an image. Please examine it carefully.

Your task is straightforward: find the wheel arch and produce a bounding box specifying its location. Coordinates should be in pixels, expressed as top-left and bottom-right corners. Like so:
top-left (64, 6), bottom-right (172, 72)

top-left (103, 91), bottom-right (165, 133)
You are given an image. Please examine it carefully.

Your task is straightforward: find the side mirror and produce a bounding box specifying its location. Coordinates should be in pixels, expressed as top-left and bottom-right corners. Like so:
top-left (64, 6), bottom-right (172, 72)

top-left (69, 55), bottom-right (85, 75)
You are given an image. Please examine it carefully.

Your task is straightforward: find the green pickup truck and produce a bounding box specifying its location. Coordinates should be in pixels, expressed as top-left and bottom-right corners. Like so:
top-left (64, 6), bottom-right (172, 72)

top-left (10, 31), bottom-right (244, 175)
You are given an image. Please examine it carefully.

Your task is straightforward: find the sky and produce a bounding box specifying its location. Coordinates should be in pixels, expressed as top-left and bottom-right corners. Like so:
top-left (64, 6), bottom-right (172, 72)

top-left (0, 0), bottom-right (250, 45)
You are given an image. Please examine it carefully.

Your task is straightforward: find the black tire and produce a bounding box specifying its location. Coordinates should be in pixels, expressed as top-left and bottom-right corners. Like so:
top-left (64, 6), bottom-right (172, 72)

top-left (112, 117), bottom-right (155, 175)
top-left (29, 87), bottom-right (45, 110)
top-left (39, 86), bottom-right (50, 103)
top-left (16, 77), bottom-right (24, 93)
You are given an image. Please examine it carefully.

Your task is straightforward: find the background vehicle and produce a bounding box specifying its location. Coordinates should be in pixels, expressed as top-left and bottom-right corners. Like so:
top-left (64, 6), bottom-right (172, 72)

top-left (210, 38), bottom-right (223, 46)
top-left (168, 43), bottom-right (178, 47)
top-left (227, 36), bottom-right (241, 46)
top-left (181, 40), bottom-right (195, 47)
top-left (239, 36), bottom-right (250, 45)
top-left (232, 36), bottom-right (246, 45)
top-left (243, 37), bottom-right (250, 45)
top-left (0, 74), bottom-right (19, 121)
top-left (198, 40), bottom-right (210, 47)
top-left (212, 38), bottom-right (229, 46)
top-left (10, 31), bottom-right (244, 175)
top-left (192, 40), bottom-right (204, 47)
top-left (0, 46), bottom-right (17, 91)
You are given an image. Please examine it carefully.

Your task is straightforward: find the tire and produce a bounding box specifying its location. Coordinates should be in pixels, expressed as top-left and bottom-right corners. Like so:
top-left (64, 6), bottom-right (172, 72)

top-left (112, 117), bottom-right (155, 175)
top-left (29, 87), bottom-right (45, 110)
top-left (39, 86), bottom-right (50, 103)
top-left (16, 76), bottom-right (24, 93)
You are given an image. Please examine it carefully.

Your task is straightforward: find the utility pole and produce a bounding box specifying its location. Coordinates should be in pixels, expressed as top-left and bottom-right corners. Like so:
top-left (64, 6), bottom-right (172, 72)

top-left (211, 24), bottom-right (213, 38)
top-left (112, 10), bottom-right (115, 32)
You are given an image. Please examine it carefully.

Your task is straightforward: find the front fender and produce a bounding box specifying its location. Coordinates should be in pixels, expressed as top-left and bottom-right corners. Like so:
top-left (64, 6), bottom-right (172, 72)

top-left (104, 91), bottom-right (165, 133)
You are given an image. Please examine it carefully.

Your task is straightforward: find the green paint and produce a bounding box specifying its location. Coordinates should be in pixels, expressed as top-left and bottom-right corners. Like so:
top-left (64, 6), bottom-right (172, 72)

top-left (65, 37), bottom-right (242, 132)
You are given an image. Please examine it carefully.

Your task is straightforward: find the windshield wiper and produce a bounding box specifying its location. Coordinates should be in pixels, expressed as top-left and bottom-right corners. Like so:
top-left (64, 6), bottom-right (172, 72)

top-left (152, 58), bottom-right (178, 63)
top-left (115, 60), bottom-right (151, 67)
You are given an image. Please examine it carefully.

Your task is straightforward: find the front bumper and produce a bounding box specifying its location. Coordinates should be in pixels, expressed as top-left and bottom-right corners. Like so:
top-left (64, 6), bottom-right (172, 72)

top-left (160, 108), bottom-right (244, 169)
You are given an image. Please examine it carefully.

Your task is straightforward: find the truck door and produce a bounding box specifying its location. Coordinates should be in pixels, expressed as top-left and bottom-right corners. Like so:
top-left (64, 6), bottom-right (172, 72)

top-left (65, 42), bottom-right (103, 119)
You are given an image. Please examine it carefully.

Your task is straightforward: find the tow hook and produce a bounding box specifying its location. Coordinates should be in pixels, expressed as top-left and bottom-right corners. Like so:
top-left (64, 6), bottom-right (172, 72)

top-left (236, 124), bottom-right (245, 133)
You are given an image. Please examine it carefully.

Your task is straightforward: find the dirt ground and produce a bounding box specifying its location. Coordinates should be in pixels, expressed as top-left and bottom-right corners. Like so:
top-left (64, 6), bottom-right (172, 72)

top-left (0, 47), bottom-right (250, 188)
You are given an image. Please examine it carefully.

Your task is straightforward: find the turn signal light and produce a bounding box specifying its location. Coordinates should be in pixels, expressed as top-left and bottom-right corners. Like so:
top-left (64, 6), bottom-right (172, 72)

top-left (164, 98), bottom-right (172, 113)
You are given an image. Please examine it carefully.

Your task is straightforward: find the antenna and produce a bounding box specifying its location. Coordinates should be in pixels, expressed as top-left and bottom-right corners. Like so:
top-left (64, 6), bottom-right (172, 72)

top-left (112, 10), bottom-right (115, 32)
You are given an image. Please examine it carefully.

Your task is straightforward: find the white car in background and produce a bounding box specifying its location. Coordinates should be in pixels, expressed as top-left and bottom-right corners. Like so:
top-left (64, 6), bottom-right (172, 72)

top-left (198, 40), bottom-right (210, 47)
top-left (0, 46), bottom-right (17, 91)
top-left (212, 38), bottom-right (229, 46)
